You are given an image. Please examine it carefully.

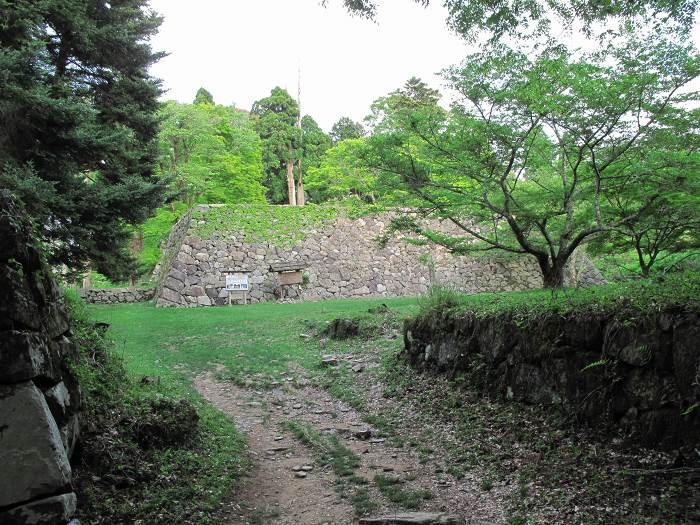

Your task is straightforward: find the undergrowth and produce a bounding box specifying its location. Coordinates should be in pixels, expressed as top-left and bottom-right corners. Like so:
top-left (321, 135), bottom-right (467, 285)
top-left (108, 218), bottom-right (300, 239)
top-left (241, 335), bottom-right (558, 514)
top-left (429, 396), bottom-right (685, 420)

top-left (65, 290), bottom-right (247, 524)
top-left (283, 420), bottom-right (359, 477)
top-left (373, 474), bottom-right (432, 509)
top-left (192, 204), bottom-right (338, 247)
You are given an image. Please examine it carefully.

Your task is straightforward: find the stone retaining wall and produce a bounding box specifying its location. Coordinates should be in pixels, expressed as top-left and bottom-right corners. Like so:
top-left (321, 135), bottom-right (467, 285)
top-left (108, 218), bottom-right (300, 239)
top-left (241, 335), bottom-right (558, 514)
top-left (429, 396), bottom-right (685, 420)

top-left (404, 307), bottom-right (700, 446)
top-left (155, 206), bottom-right (604, 307)
top-left (78, 287), bottom-right (155, 304)
top-left (0, 191), bottom-right (81, 525)
top-left (156, 208), bottom-right (548, 307)
top-left (152, 208), bottom-right (193, 286)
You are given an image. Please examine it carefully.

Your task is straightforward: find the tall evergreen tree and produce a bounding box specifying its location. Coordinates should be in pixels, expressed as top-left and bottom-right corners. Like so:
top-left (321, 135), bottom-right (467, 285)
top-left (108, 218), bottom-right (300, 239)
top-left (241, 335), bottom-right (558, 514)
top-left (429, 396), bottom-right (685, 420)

top-left (193, 87), bottom-right (214, 105)
top-left (330, 117), bottom-right (365, 144)
top-left (251, 87), bottom-right (300, 204)
top-left (0, 0), bottom-right (166, 281)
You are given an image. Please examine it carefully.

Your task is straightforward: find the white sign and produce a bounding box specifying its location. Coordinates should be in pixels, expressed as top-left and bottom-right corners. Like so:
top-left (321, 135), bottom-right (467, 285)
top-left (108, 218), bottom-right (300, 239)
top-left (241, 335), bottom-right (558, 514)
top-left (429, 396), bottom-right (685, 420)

top-left (226, 273), bottom-right (249, 291)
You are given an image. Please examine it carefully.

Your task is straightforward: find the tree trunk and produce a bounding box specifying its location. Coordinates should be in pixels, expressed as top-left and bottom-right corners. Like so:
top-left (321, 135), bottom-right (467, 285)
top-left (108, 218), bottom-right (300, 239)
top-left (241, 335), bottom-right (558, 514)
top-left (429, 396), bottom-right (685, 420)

top-left (538, 257), bottom-right (566, 288)
top-left (296, 158), bottom-right (305, 206)
top-left (286, 158), bottom-right (296, 206)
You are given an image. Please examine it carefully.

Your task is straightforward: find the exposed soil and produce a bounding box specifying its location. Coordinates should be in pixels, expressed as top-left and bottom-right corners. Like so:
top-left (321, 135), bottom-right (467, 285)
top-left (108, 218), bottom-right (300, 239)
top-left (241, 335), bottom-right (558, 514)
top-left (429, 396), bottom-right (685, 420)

top-left (195, 373), bottom-right (506, 525)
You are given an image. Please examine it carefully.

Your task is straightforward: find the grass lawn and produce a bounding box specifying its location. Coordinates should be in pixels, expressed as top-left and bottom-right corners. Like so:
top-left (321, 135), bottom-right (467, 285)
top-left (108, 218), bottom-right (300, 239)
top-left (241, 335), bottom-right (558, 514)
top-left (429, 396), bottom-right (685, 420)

top-left (89, 296), bottom-right (419, 388)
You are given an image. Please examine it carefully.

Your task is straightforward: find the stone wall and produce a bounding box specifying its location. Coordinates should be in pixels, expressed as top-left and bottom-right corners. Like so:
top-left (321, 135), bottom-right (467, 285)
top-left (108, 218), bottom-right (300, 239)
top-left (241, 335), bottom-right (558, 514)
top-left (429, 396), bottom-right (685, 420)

top-left (151, 208), bottom-right (193, 286)
top-left (155, 207), bottom-right (561, 307)
top-left (0, 192), bottom-right (81, 524)
top-left (404, 307), bottom-right (700, 446)
top-left (78, 287), bottom-right (155, 304)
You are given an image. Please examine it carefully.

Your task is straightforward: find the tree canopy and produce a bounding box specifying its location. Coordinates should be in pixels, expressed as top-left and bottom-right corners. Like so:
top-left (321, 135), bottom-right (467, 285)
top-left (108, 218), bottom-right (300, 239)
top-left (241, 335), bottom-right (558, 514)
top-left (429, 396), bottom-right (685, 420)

top-left (193, 87), bottom-right (215, 105)
top-left (330, 0), bottom-right (698, 40)
top-left (331, 117), bottom-right (365, 144)
top-left (157, 100), bottom-right (266, 206)
top-left (306, 138), bottom-right (378, 203)
top-left (366, 39), bottom-right (700, 287)
top-left (0, 0), bottom-right (166, 281)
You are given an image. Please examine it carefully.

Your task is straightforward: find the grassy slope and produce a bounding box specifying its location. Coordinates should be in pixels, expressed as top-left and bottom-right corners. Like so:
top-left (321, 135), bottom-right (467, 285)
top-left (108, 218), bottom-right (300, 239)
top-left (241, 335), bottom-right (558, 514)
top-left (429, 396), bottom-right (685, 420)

top-left (90, 296), bottom-right (418, 387)
top-left (418, 272), bottom-right (700, 322)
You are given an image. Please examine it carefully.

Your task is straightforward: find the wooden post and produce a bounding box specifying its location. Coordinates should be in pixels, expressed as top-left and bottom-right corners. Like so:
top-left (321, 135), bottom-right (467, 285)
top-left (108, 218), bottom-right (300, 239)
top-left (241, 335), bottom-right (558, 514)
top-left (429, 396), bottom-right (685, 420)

top-left (296, 158), bottom-right (305, 206)
top-left (287, 157), bottom-right (296, 206)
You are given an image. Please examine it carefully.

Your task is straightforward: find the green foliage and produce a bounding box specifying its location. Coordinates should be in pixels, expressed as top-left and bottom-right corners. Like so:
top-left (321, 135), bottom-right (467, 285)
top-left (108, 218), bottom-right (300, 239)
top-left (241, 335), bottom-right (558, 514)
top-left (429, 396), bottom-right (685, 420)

top-left (417, 284), bottom-right (463, 312)
top-left (0, 0), bottom-right (167, 281)
top-left (306, 139), bottom-right (379, 203)
top-left (300, 115), bottom-right (332, 171)
top-left (138, 202), bottom-right (189, 273)
top-left (331, 117), bottom-right (365, 144)
top-left (366, 40), bottom-right (700, 287)
top-left (191, 203), bottom-right (338, 247)
top-left (587, 139), bottom-right (700, 276)
top-left (157, 100), bottom-right (266, 205)
top-left (284, 420), bottom-right (360, 476)
top-left (596, 249), bottom-right (700, 281)
top-left (373, 474), bottom-right (432, 509)
top-left (332, 0), bottom-right (698, 41)
top-left (580, 359), bottom-right (610, 372)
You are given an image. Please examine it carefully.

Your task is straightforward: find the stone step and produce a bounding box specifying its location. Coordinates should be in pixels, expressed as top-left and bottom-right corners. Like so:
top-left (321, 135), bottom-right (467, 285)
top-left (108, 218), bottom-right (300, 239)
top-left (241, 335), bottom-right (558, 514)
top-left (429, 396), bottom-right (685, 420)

top-left (359, 512), bottom-right (463, 525)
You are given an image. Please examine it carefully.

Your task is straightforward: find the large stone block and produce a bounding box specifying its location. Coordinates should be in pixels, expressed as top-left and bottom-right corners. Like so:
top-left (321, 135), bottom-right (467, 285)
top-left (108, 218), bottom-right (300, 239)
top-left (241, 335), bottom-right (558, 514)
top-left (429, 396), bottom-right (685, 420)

top-left (45, 301), bottom-right (70, 339)
top-left (0, 267), bottom-right (41, 331)
top-left (0, 492), bottom-right (77, 525)
top-left (0, 382), bottom-right (72, 508)
top-left (164, 276), bottom-right (184, 292)
top-left (170, 268), bottom-right (187, 283)
top-left (160, 287), bottom-right (183, 304)
top-left (0, 331), bottom-right (57, 384)
top-left (44, 381), bottom-right (72, 423)
top-left (60, 414), bottom-right (80, 459)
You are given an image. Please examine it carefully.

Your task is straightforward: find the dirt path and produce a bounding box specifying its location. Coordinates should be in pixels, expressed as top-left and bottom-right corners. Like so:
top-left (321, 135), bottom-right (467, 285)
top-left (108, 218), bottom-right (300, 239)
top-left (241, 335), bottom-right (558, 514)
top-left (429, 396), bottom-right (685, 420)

top-left (195, 372), bottom-right (504, 525)
top-left (195, 374), bottom-right (356, 524)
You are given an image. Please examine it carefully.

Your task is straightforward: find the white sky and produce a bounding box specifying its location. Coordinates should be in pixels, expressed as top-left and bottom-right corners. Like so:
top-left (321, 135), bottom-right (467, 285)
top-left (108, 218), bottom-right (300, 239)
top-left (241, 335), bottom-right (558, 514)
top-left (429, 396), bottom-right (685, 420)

top-left (147, 0), bottom-right (472, 131)
top-left (147, 1), bottom-right (700, 132)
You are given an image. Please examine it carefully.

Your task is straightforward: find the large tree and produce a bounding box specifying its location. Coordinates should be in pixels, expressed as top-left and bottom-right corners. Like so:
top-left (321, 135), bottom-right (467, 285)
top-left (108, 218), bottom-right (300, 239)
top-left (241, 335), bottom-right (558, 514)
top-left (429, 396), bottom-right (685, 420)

top-left (366, 40), bottom-right (700, 288)
top-left (329, 0), bottom-right (697, 40)
top-left (193, 87), bottom-right (214, 105)
top-left (157, 99), bottom-right (266, 205)
top-left (306, 138), bottom-right (381, 203)
top-left (0, 0), bottom-right (166, 281)
top-left (588, 126), bottom-right (700, 276)
top-left (330, 117), bottom-right (365, 144)
top-left (297, 115), bottom-right (331, 204)
top-left (251, 87), bottom-right (300, 204)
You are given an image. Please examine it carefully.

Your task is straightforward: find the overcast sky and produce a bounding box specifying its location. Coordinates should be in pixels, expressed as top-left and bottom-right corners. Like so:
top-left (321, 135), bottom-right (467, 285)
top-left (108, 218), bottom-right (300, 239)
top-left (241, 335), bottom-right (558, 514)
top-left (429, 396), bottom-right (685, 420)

top-left (147, 0), bottom-right (472, 131)
top-left (147, 1), bottom-right (700, 132)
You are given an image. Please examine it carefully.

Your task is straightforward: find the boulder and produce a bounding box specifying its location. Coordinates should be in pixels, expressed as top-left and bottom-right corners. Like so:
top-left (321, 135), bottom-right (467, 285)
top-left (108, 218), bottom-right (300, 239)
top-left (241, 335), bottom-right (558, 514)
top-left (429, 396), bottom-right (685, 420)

top-left (160, 287), bottom-right (182, 304)
top-left (0, 382), bottom-right (71, 508)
